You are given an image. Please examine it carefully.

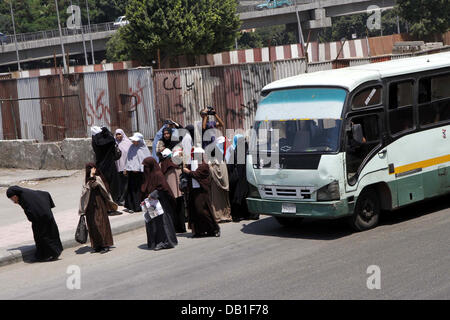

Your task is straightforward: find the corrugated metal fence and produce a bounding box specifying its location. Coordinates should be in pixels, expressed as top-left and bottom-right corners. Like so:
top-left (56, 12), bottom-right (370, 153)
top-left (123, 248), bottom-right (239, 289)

top-left (1, 47), bottom-right (449, 141)
top-left (153, 59), bottom-right (306, 130)
top-left (0, 68), bottom-right (158, 141)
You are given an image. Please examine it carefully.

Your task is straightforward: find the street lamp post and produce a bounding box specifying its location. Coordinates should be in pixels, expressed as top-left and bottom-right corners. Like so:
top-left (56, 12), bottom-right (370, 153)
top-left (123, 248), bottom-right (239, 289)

top-left (9, 0), bottom-right (21, 71)
top-left (85, 0), bottom-right (95, 65)
top-left (71, 0), bottom-right (89, 66)
top-left (55, 0), bottom-right (68, 73)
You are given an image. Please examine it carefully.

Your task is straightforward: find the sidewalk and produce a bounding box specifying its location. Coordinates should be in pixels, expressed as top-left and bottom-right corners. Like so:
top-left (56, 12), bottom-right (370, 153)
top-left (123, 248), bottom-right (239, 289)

top-left (0, 168), bottom-right (79, 187)
top-left (0, 169), bottom-right (146, 267)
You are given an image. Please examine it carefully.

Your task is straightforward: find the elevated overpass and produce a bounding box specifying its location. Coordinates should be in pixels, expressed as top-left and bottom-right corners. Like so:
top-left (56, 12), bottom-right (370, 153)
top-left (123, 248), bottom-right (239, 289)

top-left (0, 22), bottom-right (115, 68)
top-left (0, 0), bottom-right (396, 68)
top-left (240, 0), bottom-right (396, 32)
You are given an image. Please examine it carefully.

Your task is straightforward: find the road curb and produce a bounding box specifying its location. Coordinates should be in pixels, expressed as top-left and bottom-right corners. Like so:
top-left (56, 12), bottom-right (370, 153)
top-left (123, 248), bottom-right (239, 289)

top-left (0, 170), bottom-right (80, 188)
top-left (0, 215), bottom-right (145, 267)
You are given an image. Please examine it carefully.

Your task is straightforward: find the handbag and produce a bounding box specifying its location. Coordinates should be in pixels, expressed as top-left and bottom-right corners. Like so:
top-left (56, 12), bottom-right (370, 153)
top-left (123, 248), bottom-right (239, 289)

top-left (75, 215), bottom-right (88, 244)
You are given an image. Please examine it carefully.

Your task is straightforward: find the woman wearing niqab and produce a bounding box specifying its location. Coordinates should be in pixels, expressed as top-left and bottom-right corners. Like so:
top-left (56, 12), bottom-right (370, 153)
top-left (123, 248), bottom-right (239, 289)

top-left (91, 126), bottom-right (120, 203)
top-left (124, 132), bottom-right (151, 213)
top-left (226, 135), bottom-right (259, 221)
top-left (182, 148), bottom-right (221, 238)
top-left (141, 157), bottom-right (178, 250)
top-left (79, 163), bottom-right (116, 253)
top-left (6, 186), bottom-right (63, 261)
top-left (115, 129), bottom-right (132, 206)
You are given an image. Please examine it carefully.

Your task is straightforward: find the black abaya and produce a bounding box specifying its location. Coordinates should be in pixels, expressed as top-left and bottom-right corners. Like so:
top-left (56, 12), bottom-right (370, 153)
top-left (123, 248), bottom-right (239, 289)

top-left (145, 190), bottom-right (178, 250)
top-left (92, 127), bottom-right (120, 202)
top-left (227, 141), bottom-right (259, 221)
top-left (124, 171), bottom-right (144, 212)
top-left (6, 186), bottom-right (63, 261)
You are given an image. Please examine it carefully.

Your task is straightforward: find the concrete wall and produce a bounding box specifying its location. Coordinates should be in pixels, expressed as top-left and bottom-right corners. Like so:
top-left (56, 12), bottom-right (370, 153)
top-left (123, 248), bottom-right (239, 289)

top-left (0, 138), bottom-right (95, 170)
top-left (0, 138), bottom-right (153, 170)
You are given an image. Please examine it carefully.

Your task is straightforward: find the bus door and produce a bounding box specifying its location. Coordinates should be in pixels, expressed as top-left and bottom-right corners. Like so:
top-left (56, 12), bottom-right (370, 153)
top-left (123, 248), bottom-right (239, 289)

top-left (344, 85), bottom-right (387, 193)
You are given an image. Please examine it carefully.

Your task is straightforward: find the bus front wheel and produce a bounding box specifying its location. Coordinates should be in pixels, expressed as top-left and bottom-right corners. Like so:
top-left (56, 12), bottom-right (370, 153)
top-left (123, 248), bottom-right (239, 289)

top-left (349, 189), bottom-right (380, 231)
top-left (275, 216), bottom-right (304, 227)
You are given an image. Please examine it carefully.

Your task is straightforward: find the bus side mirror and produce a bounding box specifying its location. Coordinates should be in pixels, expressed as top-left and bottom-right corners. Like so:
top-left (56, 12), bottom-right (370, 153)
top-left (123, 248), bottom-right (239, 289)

top-left (351, 124), bottom-right (364, 144)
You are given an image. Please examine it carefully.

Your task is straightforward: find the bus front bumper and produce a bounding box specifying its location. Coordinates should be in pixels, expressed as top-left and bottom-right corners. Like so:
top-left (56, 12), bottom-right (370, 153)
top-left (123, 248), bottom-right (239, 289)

top-left (246, 197), bottom-right (354, 219)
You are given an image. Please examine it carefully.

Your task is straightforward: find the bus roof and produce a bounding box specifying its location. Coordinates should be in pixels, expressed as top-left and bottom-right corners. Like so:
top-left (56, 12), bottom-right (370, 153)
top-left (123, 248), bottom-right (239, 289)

top-left (262, 51), bottom-right (450, 93)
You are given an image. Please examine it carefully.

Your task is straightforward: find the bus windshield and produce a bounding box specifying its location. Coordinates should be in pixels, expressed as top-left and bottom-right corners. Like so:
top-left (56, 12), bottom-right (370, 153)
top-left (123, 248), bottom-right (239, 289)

top-left (251, 88), bottom-right (346, 154)
top-left (251, 119), bottom-right (343, 153)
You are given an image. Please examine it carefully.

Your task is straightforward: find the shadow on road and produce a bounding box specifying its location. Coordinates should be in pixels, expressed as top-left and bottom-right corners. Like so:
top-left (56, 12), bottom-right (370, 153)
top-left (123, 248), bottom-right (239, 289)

top-left (241, 216), bottom-right (353, 240)
top-left (176, 232), bottom-right (194, 239)
top-left (7, 245), bottom-right (37, 264)
top-left (138, 244), bottom-right (151, 250)
top-left (242, 194), bottom-right (450, 239)
top-left (74, 246), bottom-right (92, 255)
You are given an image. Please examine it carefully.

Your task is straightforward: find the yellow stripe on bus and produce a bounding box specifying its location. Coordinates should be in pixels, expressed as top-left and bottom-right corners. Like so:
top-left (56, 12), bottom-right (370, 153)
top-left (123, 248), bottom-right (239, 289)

top-left (391, 154), bottom-right (450, 175)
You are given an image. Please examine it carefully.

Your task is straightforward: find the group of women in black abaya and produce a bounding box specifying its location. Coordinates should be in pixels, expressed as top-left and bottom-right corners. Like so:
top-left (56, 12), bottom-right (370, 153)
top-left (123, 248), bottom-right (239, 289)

top-left (6, 124), bottom-right (258, 261)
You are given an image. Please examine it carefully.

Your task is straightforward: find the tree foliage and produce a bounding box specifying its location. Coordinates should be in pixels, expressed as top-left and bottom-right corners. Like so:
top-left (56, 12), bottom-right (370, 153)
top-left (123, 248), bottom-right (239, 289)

top-left (237, 25), bottom-right (297, 50)
top-left (319, 9), bottom-right (408, 43)
top-left (396, 0), bottom-right (449, 40)
top-left (0, 0), bottom-right (128, 34)
top-left (107, 0), bottom-right (241, 64)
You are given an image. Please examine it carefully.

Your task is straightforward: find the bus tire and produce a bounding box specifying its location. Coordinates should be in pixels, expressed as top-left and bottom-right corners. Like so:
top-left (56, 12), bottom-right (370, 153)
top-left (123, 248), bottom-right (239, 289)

top-left (349, 189), bottom-right (380, 231)
top-left (275, 216), bottom-right (304, 227)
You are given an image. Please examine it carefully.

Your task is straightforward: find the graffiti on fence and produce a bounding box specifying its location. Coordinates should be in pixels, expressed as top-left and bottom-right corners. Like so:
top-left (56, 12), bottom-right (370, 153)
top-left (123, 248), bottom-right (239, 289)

top-left (163, 74), bottom-right (195, 92)
top-left (129, 78), bottom-right (149, 124)
top-left (85, 89), bottom-right (111, 127)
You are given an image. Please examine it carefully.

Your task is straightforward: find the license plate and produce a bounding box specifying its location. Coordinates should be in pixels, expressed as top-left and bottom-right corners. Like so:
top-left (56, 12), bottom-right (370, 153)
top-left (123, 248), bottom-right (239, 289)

top-left (282, 203), bottom-right (296, 213)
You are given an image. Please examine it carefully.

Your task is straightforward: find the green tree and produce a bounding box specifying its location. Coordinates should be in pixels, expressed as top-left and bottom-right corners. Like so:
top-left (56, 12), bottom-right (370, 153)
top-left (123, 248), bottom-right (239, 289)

top-left (396, 0), bottom-right (450, 40)
top-left (106, 28), bottom-right (130, 62)
top-left (91, 0), bottom-right (128, 23)
top-left (107, 0), bottom-right (241, 64)
top-left (237, 25), bottom-right (297, 50)
top-left (0, 0), bottom-right (128, 34)
top-left (319, 9), bottom-right (408, 43)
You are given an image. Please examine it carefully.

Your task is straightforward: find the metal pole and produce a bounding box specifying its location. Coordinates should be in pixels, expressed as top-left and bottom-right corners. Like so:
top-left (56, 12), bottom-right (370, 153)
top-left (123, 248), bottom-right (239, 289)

top-left (55, 0), bottom-right (68, 74)
top-left (85, 0), bottom-right (95, 65)
top-left (9, 0), bottom-right (21, 71)
top-left (74, 0), bottom-right (89, 65)
top-left (295, 5), bottom-right (308, 73)
top-left (380, 9), bottom-right (383, 37)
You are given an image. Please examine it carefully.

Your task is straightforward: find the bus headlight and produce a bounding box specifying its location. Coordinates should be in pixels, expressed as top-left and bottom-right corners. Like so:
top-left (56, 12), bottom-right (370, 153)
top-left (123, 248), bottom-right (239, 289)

top-left (317, 181), bottom-right (340, 201)
top-left (248, 183), bottom-right (261, 199)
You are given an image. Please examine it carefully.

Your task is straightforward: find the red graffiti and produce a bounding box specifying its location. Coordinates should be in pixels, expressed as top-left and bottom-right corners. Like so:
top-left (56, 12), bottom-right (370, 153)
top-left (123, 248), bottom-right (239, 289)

top-left (86, 90), bottom-right (111, 127)
top-left (129, 80), bottom-right (149, 124)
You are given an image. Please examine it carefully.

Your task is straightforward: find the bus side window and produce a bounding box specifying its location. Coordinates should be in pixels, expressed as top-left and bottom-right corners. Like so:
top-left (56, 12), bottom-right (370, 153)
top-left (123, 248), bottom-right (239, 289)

top-left (419, 73), bottom-right (450, 125)
top-left (388, 80), bottom-right (414, 135)
top-left (418, 77), bottom-right (438, 126)
top-left (432, 73), bottom-right (450, 122)
top-left (351, 86), bottom-right (382, 109)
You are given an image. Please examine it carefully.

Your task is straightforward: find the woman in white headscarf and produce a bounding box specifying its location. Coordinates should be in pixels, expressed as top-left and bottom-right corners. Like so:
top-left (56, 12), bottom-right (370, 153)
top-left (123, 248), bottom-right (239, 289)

top-left (123, 132), bottom-right (151, 213)
top-left (114, 129), bottom-right (132, 206)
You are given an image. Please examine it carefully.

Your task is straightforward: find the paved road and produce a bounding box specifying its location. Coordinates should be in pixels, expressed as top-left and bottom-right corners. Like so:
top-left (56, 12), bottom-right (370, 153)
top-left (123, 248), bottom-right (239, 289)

top-left (0, 194), bottom-right (448, 300)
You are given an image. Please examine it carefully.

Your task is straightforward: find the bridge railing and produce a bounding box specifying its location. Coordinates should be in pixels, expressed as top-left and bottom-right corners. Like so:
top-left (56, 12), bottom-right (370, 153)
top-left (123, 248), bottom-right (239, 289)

top-left (0, 22), bottom-right (117, 45)
top-left (237, 0), bottom-right (315, 14)
top-left (0, 1), bottom-right (317, 45)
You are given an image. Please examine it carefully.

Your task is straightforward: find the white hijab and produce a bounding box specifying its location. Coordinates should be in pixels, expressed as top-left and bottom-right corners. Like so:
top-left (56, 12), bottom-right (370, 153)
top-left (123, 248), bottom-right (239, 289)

top-left (115, 129), bottom-right (132, 172)
top-left (90, 126), bottom-right (102, 136)
top-left (125, 133), bottom-right (151, 172)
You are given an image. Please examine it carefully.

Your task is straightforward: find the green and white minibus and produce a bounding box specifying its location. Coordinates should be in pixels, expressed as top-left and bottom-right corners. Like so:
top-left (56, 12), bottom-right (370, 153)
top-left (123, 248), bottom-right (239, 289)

top-left (246, 52), bottom-right (450, 231)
